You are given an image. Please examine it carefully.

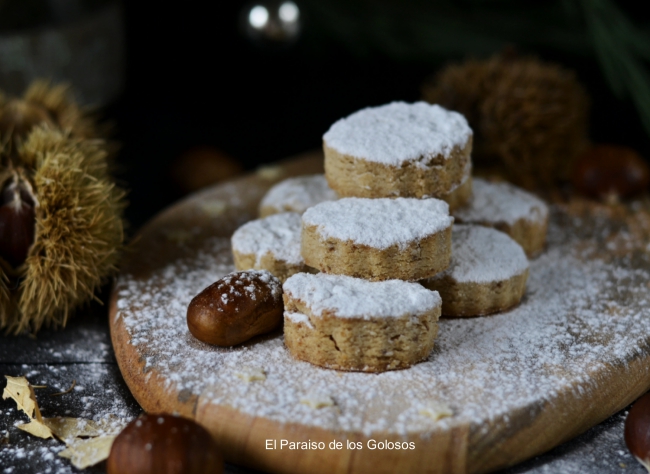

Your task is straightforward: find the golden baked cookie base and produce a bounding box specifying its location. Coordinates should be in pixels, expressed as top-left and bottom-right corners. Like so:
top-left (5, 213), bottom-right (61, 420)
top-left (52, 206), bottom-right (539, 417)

top-left (283, 295), bottom-right (440, 372)
top-left (324, 139), bottom-right (472, 199)
top-left (232, 249), bottom-right (315, 283)
top-left (422, 269), bottom-right (529, 317)
top-left (301, 224), bottom-right (452, 281)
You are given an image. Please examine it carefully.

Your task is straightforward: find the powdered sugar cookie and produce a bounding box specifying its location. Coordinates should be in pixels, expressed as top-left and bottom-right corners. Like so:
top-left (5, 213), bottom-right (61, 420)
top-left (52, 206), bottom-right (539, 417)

top-left (283, 272), bottom-right (441, 372)
top-left (453, 178), bottom-right (549, 257)
top-left (323, 102), bottom-right (472, 198)
top-left (231, 212), bottom-right (314, 282)
top-left (259, 174), bottom-right (339, 217)
top-left (422, 225), bottom-right (529, 317)
top-left (301, 197), bottom-right (453, 281)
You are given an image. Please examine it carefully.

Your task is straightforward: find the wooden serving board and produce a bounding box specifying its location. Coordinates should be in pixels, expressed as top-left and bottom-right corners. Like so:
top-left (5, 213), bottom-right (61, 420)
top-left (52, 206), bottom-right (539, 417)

top-left (109, 152), bottom-right (650, 474)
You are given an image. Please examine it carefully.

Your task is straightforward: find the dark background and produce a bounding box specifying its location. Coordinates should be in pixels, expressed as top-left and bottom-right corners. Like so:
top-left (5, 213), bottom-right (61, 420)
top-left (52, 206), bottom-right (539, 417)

top-left (105, 1), bottom-right (650, 229)
top-left (5, 0), bottom-right (649, 228)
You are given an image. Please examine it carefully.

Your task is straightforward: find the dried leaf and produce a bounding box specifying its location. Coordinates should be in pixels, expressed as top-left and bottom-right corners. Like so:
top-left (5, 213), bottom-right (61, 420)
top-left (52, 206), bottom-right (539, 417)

top-left (58, 435), bottom-right (117, 469)
top-left (4, 375), bottom-right (130, 470)
top-left (16, 420), bottom-right (53, 439)
top-left (2, 376), bottom-right (43, 421)
top-left (43, 417), bottom-right (102, 440)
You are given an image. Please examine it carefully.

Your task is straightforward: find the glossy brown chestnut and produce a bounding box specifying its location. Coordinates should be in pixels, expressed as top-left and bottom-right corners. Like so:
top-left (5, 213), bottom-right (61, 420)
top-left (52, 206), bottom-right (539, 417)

top-left (187, 269), bottom-right (283, 346)
top-left (572, 144), bottom-right (650, 199)
top-left (107, 413), bottom-right (223, 474)
top-left (625, 392), bottom-right (650, 472)
top-left (0, 175), bottom-right (37, 270)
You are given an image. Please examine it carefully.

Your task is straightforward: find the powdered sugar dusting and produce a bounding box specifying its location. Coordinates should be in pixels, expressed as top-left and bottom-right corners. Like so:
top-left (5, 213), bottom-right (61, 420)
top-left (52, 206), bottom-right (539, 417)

top-left (231, 212), bottom-right (303, 265)
top-left (114, 207), bottom-right (650, 437)
top-left (302, 197), bottom-right (453, 250)
top-left (208, 269), bottom-right (282, 306)
top-left (323, 102), bottom-right (472, 165)
top-left (428, 225), bottom-right (529, 284)
top-left (454, 178), bottom-right (549, 226)
top-left (285, 312), bottom-right (313, 328)
top-left (260, 174), bottom-right (338, 215)
top-left (283, 273), bottom-right (441, 319)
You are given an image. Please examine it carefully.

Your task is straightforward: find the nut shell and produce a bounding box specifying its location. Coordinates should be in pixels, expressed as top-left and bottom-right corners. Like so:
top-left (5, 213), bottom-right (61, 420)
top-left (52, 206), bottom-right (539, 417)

top-left (107, 413), bottom-right (223, 474)
top-left (625, 392), bottom-right (650, 472)
top-left (187, 269), bottom-right (283, 346)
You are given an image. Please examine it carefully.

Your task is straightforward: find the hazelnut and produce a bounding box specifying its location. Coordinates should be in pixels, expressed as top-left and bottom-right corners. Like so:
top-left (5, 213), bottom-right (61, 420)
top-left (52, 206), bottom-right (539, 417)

top-left (625, 392), bottom-right (650, 472)
top-left (187, 270), bottom-right (283, 346)
top-left (107, 413), bottom-right (223, 474)
top-left (572, 144), bottom-right (650, 199)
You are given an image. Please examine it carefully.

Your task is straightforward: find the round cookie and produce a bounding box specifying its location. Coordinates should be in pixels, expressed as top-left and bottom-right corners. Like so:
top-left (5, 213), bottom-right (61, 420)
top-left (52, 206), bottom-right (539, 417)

top-left (231, 212), bottom-right (314, 282)
top-left (283, 272), bottom-right (442, 372)
top-left (323, 101), bottom-right (473, 198)
top-left (301, 197), bottom-right (454, 281)
top-left (259, 174), bottom-right (338, 217)
top-left (453, 178), bottom-right (549, 257)
top-left (421, 225), bottom-right (529, 317)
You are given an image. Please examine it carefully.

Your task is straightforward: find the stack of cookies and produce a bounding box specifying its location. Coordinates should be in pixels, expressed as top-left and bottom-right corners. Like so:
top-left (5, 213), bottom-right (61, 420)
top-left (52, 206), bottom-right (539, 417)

top-left (231, 101), bottom-right (549, 373)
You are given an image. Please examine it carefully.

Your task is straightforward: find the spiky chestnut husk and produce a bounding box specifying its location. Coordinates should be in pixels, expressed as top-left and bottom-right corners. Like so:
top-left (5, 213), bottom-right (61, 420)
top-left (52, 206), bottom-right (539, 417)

top-left (422, 57), bottom-right (502, 148)
top-left (0, 126), bottom-right (126, 334)
top-left (422, 54), bottom-right (590, 188)
top-left (479, 57), bottom-right (589, 188)
top-left (0, 80), bottom-right (104, 142)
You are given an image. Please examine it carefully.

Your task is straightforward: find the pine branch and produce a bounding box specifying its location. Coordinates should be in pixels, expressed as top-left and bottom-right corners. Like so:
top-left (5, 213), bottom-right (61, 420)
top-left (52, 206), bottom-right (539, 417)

top-left (581, 0), bottom-right (650, 136)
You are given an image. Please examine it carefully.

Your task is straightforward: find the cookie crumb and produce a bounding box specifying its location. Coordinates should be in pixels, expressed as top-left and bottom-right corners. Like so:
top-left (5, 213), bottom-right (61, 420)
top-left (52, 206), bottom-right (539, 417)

top-left (418, 402), bottom-right (453, 421)
top-left (235, 368), bottom-right (266, 383)
top-left (300, 394), bottom-right (334, 409)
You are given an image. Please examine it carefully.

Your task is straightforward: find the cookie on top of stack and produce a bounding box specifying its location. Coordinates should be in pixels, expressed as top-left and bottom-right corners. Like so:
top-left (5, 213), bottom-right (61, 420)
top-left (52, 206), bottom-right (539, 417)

top-left (231, 101), bottom-right (549, 373)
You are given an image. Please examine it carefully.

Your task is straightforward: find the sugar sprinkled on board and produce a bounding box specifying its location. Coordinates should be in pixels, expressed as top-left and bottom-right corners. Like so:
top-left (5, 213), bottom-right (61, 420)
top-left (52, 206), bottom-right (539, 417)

top-left (302, 197), bottom-right (453, 250)
top-left (283, 273), bottom-right (441, 319)
top-left (114, 208), bottom-right (650, 437)
top-left (231, 213), bottom-right (303, 266)
top-left (427, 225), bottom-right (529, 284)
top-left (454, 178), bottom-right (549, 226)
top-left (323, 102), bottom-right (472, 165)
top-left (260, 174), bottom-right (338, 215)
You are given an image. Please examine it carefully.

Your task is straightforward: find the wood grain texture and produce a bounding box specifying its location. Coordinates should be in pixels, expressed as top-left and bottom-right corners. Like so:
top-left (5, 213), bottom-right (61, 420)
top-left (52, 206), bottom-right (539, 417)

top-left (109, 151), bottom-right (650, 474)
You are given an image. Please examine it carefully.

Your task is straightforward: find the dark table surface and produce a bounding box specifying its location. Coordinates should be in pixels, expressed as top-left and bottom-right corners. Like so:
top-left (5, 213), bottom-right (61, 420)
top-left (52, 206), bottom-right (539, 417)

top-left (0, 294), bottom-right (645, 474)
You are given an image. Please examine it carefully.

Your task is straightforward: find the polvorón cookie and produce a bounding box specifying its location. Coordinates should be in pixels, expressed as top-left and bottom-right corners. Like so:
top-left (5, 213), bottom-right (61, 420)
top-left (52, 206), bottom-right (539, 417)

top-left (301, 197), bottom-right (453, 281)
top-left (259, 174), bottom-right (338, 217)
top-left (323, 102), bottom-right (472, 198)
top-left (283, 272), bottom-right (442, 372)
top-left (231, 212), bottom-right (313, 282)
top-left (421, 225), bottom-right (529, 316)
top-left (453, 178), bottom-right (549, 257)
